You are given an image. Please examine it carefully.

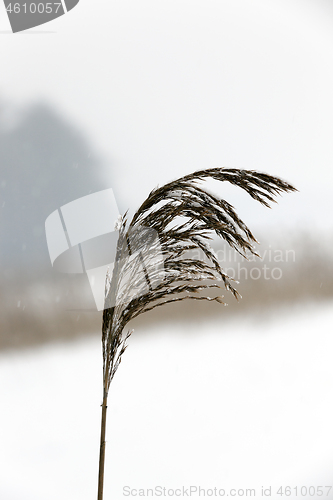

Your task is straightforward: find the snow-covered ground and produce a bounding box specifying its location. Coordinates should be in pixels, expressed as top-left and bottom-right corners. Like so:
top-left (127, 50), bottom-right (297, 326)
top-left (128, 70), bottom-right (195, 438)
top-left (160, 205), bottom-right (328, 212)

top-left (1, 302), bottom-right (333, 500)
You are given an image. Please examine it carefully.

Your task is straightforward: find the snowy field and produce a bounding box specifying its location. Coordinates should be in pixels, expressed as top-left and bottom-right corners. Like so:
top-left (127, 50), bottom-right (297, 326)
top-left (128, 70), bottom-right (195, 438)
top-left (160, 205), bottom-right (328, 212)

top-left (1, 302), bottom-right (333, 500)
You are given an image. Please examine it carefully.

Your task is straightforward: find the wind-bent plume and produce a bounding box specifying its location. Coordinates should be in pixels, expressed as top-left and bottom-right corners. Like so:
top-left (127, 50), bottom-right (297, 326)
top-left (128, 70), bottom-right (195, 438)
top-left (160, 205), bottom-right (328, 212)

top-left (97, 167), bottom-right (296, 499)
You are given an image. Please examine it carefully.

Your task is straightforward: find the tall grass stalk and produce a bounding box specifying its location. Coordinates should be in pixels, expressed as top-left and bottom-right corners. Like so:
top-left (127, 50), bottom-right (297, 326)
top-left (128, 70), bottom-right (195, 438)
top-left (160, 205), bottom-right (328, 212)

top-left (97, 167), bottom-right (296, 499)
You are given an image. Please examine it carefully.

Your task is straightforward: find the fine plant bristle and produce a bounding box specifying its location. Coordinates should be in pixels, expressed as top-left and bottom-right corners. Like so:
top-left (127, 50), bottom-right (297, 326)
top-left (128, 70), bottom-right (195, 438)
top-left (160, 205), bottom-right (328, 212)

top-left (97, 167), bottom-right (296, 500)
top-left (101, 167), bottom-right (296, 388)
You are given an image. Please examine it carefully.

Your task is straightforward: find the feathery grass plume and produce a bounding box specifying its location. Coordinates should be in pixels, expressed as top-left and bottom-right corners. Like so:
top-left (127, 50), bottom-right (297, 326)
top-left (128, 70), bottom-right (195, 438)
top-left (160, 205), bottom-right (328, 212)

top-left (97, 167), bottom-right (296, 499)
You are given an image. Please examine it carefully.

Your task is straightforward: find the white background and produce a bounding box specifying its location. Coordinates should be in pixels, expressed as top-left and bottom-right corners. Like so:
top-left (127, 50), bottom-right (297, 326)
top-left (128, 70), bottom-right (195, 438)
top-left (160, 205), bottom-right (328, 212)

top-left (1, 0), bottom-right (333, 230)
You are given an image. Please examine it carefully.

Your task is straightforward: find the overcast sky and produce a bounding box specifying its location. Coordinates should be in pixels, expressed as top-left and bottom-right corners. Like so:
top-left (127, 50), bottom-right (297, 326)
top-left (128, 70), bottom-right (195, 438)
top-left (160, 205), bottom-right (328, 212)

top-left (1, 0), bottom-right (333, 234)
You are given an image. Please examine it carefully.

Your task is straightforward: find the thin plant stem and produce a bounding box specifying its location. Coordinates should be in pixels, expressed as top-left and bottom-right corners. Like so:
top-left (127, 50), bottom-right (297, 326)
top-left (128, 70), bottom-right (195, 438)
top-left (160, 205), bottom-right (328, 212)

top-left (97, 389), bottom-right (108, 500)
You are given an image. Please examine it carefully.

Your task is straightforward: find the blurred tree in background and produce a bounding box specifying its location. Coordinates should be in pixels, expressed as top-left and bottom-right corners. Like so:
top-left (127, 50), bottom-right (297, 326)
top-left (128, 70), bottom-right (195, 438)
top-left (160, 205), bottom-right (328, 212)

top-left (0, 102), bottom-right (114, 348)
